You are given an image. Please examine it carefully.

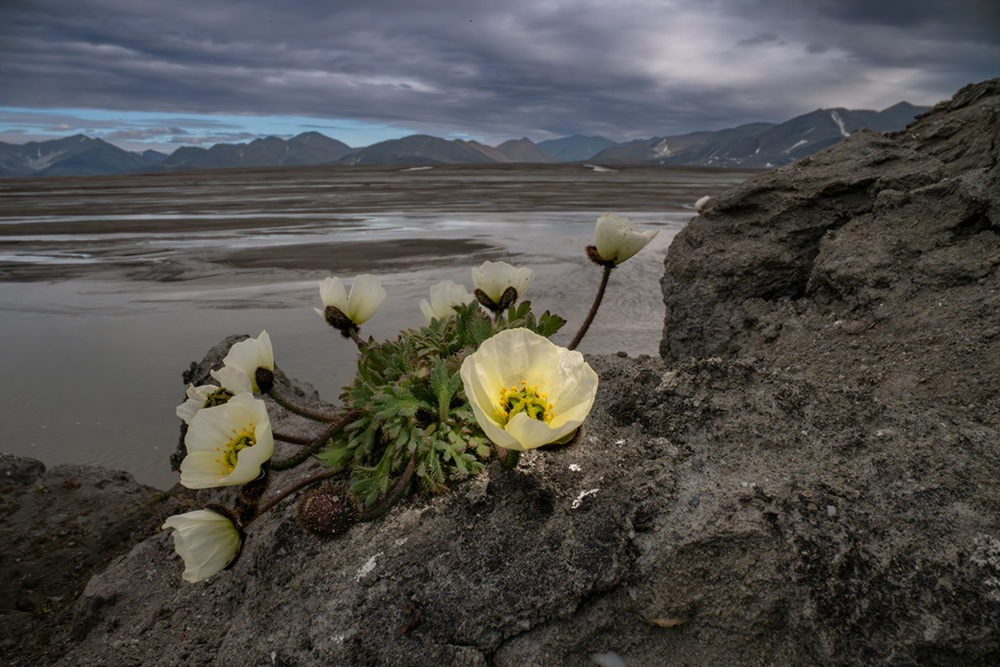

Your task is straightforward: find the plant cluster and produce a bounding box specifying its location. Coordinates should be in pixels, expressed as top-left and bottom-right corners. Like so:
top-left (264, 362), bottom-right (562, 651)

top-left (162, 213), bottom-right (658, 583)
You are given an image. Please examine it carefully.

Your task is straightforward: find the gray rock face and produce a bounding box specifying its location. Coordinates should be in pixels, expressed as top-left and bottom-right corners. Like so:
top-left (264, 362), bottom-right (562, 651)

top-left (0, 454), bottom-right (182, 666)
top-left (660, 79), bottom-right (1000, 410)
top-left (45, 353), bottom-right (1000, 666)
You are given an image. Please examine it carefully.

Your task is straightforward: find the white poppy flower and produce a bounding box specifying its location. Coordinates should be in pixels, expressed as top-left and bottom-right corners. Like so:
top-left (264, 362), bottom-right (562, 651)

top-left (593, 213), bottom-right (658, 265)
top-left (315, 275), bottom-right (386, 326)
top-left (180, 393), bottom-right (274, 488)
top-left (460, 328), bottom-right (598, 451)
top-left (223, 331), bottom-right (274, 393)
top-left (162, 509), bottom-right (242, 583)
top-left (420, 280), bottom-right (476, 323)
top-left (175, 367), bottom-right (254, 425)
top-left (472, 260), bottom-right (534, 308)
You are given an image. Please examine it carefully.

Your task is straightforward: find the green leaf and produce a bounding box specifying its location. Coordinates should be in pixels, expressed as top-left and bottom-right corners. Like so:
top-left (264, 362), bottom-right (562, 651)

top-left (314, 441), bottom-right (350, 469)
top-left (470, 315), bottom-right (494, 346)
top-left (535, 311), bottom-right (567, 337)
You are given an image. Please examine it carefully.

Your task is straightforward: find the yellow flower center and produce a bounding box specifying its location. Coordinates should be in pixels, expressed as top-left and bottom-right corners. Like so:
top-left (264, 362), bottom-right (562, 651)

top-left (203, 387), bottom-right (234, 409)
top-left (215, 424), bottom-right (256, 476)
top-left (494, 381), bottom-right (554, 426)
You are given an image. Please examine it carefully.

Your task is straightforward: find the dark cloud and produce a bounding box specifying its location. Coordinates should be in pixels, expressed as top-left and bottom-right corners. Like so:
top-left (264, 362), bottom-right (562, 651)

top-left (0, 0), bottom-right (996, 144)
top-left (738, 32), bottom-right (783, 47)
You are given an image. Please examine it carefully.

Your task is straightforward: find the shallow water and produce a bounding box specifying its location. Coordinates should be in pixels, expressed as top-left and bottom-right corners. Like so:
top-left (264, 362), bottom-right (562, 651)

top-left (0, 164), bottom-right (753, 488)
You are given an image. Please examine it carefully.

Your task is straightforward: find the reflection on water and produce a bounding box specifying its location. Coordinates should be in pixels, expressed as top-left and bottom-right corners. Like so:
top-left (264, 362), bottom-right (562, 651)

top-left (0, 165), bottom-right (752, 488)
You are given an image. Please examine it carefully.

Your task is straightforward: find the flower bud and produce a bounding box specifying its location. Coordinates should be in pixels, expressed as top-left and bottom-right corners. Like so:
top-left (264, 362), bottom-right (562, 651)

top-left (223, 331), bottom-right (275, 393)
top-left (296, 485), bottom-right (361, 538)
top-left (592, 213), bottom-right (658, 265)
top-left (162, 508), bottom-right (243, 583)
top-left (420, 280), bottom-right (475, 323)
top-left (472, 261), bottom-right (533, 312)
top-left (316, 275), bottom-right (386, 329)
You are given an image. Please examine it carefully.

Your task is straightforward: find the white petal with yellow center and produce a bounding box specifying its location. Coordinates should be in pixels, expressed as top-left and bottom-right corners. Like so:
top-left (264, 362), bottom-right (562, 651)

top-left (180, 393), bottom-right (274, 488)
top-left (472, 261), bottom-right (534, 303)
top-left (460, 328), bottom-right (598, 451)
top-left (594, 213), bottom-right (658, 264)
top-left (175, 367), bottom-right (254, 425)
top-left (162, 509), bottom-right (242, 582)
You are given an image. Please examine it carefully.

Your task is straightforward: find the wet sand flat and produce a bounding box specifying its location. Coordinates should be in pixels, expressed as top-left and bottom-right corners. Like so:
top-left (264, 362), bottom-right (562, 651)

top-left (0, 163), bottom-right (755, 281)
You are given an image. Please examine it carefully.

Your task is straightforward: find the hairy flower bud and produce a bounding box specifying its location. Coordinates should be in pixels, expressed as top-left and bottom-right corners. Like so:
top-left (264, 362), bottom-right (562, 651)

top-left (296, 485), bottom-right (361, 538)
top-left (316, 275), bottom-right (386, 327)
top-left (472, 261), bottom-right (533, 312)
top-left (223, 331), bottom-right (275, 393)
top-left (593, 213), bottom-right (658, 265)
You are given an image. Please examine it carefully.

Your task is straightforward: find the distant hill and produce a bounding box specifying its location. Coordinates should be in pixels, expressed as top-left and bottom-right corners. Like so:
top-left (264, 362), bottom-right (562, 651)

top-left (536, 135), bottom-right (619, 162)
top-left (492, 138), bottom-right (561, 163)
top-left (0, 101), bottom-right (929, 178)
top-left (334, 134), bottom-right (558, 165)
top-left (159, 132), bottom-right (353, 170)
top-left (644, 103), bottom-right (928, 168)
top-left (0, 135), bottom-right (165, 178)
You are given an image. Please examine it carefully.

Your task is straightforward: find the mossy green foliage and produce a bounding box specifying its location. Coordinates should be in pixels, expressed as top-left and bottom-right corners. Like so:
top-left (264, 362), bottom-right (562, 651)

top-left (316, 300), bottom-right (566, 506)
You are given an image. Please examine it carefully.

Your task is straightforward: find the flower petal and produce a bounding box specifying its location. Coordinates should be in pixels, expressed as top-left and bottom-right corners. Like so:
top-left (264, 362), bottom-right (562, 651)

top-left (347, 274), bottom-right (386, 324)
top-left (504, 413), bottom-right (569, 450)
top-left (319, 276), bottom-right (349, 312)
top-left (594, 213), bottom-right (658, 264)
top-left (472, 261), bottom-right (534, 302)
top-left (223, 331), bottom-right (274, 391)
top-left (180, 394), bottom-right (273, 489)
top-left (459, 328), bottom-right (598, 451)
top-left (210, 366), bottom-right (253, 395)
top-left (422, 280), bottom-right (474, 323)
top-left (162, 510), bottom-right (242, 583)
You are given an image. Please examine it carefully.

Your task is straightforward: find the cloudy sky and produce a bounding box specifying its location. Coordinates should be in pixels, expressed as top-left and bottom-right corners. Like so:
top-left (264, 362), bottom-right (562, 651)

top-left (1, 0), bottom-right (997, 153)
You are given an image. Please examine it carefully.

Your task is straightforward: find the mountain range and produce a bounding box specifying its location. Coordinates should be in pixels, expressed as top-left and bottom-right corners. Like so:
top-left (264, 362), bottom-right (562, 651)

top-left (0, 102), bottom-right (928, 179)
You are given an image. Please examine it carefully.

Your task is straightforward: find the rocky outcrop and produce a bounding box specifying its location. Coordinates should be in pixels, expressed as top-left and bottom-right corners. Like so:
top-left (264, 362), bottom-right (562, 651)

top-left (660, 78), bottom-right (1000, 411)
top-left (0, 454), bottom-right (183, 666)
top-left (34, 351), bottom-right (1000, 666)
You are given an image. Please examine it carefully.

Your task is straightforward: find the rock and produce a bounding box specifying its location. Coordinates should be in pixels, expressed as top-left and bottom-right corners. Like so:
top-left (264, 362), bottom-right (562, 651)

top-left (42, 354), bottom-right (1000, 666)
top-left (0, 454), bottom-right (186, 666)
top-left (660, 78), bottom-right (1000, 411)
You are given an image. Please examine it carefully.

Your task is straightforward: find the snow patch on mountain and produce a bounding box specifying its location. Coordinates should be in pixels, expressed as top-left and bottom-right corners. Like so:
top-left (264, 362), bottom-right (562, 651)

top-left (830, 110), bottom-right (850, 138)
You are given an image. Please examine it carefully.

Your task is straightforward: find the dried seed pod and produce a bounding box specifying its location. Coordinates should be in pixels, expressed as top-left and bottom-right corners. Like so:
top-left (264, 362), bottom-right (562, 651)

top-left (296, 485), bottom-right (361, 538)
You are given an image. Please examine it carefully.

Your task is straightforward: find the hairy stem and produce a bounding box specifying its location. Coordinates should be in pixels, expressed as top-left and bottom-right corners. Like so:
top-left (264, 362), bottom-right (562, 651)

top-left (269, 409), bottom-right (359, 471)
top-left (358, 453), bottom-right (418, 523)
top-left (568, 264), bottom-right (613, 351)
top-left (256, 469), bottom-right (342, 518)
top-left (348, 327), bottom-right (365, 350)
top-left (274, 432), bottom-right (312, 446)
top-left (268, 387), bottom-right (340, 423)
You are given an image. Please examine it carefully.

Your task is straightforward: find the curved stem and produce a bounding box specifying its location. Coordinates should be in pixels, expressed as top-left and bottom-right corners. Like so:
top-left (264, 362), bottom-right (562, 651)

top-left (268, 387), bottom-right (340, 423)
top-left (348, 327), bottom-right (366, 350)
top-left (256, 469), bottom-right (342, 518)
top-left (357, 453), bottom-right (417, 522)
top-left (274, 432), bottom-right (312, 446)
top-left (567, 264), bottom-right (613, 351)
top-left (269, 409), bottom-right (359, 471)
